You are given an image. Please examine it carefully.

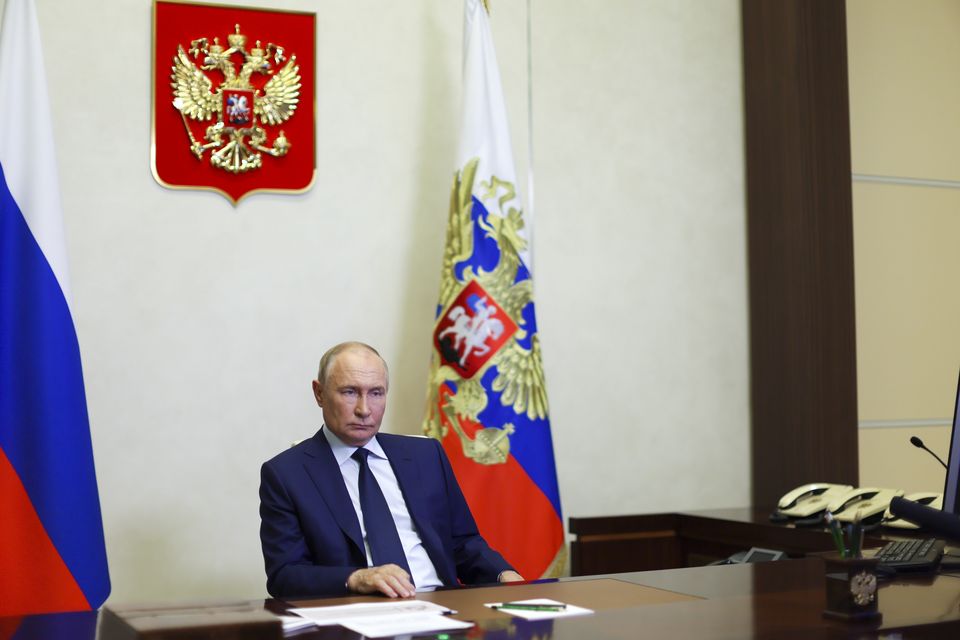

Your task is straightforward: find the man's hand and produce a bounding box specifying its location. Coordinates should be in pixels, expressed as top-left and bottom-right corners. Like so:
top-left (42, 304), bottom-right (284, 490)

top-left (498, 570), bottom-right (524, 583)
top-left (347, 564), bottom-right (415, 598)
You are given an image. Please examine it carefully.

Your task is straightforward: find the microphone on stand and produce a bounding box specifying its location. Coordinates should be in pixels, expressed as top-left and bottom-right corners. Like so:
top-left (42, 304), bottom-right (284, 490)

top-left (910, 436), bottom-right (948, 470)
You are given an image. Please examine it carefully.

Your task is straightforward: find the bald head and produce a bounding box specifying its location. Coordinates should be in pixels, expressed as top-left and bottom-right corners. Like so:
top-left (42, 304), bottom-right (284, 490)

top-left (317, 342), bottom-right (389, 390)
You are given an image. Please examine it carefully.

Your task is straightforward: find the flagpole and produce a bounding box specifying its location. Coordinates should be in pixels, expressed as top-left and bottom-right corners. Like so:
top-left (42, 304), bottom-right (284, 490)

top-left (525, 0), bottom-right (535, 275)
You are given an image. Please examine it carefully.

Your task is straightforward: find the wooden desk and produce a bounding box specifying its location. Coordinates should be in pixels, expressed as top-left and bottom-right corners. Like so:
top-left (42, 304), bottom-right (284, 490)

top-left (4, 559), bottom-right (960, 638)
top-left (279, 560), bottom-right (960, 638)
top-left (569, 507), bottom-right (907, 575)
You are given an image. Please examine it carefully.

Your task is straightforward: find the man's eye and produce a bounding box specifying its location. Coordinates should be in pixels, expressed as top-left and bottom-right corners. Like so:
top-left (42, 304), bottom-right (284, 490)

top-left (341, 389), bottom-right (356, 396)
top-left (371, 389), bottom-right (384, 397)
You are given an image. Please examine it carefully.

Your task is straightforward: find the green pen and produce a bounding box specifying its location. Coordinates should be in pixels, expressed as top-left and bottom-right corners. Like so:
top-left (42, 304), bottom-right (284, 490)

top-left (492, 602), bottom-right (566, 612)
top-left (823, 511), bottom-right (846, 558)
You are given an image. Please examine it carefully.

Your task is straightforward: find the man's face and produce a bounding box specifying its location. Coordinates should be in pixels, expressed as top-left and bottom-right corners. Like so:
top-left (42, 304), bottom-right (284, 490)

top-left (312, 348), bottom-right (388, 447)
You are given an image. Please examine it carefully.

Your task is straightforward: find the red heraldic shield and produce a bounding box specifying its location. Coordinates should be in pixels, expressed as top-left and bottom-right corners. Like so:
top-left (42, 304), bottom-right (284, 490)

top-left (433, 280), bottom-right (518, 379)
top-left (152, 1), bottom-right (315, 204)
top-left (223, 89), bottom-right (254, 126)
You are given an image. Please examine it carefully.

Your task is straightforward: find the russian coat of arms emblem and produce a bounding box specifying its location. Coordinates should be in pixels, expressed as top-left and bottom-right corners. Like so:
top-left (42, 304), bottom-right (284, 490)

top-left (423, 158), bottom-right (549, 466)
top-left (152, 1), bottom-right (315, 204)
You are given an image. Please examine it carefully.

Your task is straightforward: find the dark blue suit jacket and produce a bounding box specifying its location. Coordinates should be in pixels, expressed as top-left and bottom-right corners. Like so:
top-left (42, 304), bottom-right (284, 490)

top-left (259, 429), bottom-right (512, 598)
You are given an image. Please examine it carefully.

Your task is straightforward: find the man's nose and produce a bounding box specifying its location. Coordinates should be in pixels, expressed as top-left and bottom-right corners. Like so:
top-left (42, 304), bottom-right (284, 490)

top-left (355, 395), bottom-right (371, 417)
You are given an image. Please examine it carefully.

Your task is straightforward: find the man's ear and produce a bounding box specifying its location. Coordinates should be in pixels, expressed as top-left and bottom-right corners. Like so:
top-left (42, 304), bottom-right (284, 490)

top-left (312, 379), bottom-right (323, 407)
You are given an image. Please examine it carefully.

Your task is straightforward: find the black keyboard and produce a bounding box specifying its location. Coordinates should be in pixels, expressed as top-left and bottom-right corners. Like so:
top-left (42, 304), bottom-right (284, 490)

top-left (876, 538), bottom-right (944, 573)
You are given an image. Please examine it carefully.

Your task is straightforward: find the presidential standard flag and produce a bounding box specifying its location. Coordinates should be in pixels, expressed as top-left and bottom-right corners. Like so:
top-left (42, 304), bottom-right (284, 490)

top-left (0, 0), bottom-right (110, 615)
top-left (423, 0), bottom-right (564, 579)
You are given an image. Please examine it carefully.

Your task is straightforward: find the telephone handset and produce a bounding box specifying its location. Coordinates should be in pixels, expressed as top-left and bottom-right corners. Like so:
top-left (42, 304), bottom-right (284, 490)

top-left (775, 483), bottom-right (855, 518)
top-left (828, 487), bottom-right (904, 525)
top-left (883, 492), bottom-right (943, 529)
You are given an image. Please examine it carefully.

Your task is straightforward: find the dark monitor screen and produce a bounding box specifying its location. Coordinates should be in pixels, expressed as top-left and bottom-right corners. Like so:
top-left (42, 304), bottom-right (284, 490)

top-left (943, 369), bottom-right (960, 515)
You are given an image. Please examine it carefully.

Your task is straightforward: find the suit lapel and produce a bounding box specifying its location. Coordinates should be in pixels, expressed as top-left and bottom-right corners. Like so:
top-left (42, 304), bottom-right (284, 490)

top-left (381, 435), bottom-right (457, 585)
top-left (301, 432), bottom-right (365, 556)
top-left (384, 440), bottom-right (423, 516)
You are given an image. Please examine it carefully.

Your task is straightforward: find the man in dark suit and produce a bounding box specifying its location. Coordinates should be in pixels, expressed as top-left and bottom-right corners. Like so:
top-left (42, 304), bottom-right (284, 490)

top-left (259, 341), bottom-right (523, 598)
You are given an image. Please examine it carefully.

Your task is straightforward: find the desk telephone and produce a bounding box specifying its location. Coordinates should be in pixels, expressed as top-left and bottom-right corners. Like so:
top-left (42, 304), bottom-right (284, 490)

top-left (775, 483), bottom-right (854, 519)
top-left (774, 483), bottom-right (907, 526)
top-left (827, 487), bottom-right (903, 524)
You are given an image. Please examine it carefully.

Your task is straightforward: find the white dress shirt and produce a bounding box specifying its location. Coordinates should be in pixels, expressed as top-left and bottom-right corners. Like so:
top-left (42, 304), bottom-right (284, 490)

top-left (322, 427), bottom-right (443, 591)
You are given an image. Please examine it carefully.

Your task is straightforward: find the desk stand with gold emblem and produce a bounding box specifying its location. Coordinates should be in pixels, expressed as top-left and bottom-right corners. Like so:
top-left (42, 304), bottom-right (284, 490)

top-left (822, 554), bottom-right (881, 622)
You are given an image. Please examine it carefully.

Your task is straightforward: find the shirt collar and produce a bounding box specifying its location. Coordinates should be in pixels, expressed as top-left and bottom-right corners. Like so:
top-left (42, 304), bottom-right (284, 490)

top-left (321, 425), bottom-right (387, 466)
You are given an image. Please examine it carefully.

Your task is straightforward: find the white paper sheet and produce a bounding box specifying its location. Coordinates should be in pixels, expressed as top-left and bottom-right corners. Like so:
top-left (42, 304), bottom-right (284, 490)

top-left (484, 597), bottom-right (594, 620)
top-left (290, 600), bottom-right (454, 625)
top-left (276, 615), bottom-right (318, 635)
top-left (289, 600), bottom-right (471, 637)
top-left (340, 613), bottom-right (473, 638)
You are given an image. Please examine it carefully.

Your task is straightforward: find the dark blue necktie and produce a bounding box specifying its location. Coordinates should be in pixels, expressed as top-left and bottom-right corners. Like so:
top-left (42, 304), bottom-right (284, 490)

top-left (351, 448), bottom-right (412, 579)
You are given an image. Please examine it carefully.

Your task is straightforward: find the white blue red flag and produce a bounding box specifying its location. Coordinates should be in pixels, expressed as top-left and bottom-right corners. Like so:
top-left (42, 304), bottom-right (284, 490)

top-left (423, 0), bottom-right (564, 579)
top-left (0, 0), bottom-right (110, 615)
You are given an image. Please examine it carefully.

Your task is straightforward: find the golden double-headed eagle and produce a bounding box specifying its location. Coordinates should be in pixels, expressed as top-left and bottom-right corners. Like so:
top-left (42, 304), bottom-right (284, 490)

top-left (423, 158), bottom-right (549, 465)
top-left (170, 25), bottom-right (301, 174)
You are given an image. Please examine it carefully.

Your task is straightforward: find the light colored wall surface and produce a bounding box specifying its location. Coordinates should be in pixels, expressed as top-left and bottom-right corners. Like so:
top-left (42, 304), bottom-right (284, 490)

top-left (847, 0), bottom-right (960, 181)
top-left (852, 183), bottom-right (960, 419)
top-left (7, 0), bottom-right (748, 602)
top-left (848, 0), bottom-right (959, 493)
top-left (859, 426), bottom-right (951, 493)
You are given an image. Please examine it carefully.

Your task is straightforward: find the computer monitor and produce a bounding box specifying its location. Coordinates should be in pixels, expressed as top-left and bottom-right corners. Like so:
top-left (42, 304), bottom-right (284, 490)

top-left (942, 369), bottom-right (960, 515)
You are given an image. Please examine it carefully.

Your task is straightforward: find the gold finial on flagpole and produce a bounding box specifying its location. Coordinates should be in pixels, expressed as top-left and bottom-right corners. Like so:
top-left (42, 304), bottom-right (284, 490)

top-left (482, 0), bottom-right (491, 14)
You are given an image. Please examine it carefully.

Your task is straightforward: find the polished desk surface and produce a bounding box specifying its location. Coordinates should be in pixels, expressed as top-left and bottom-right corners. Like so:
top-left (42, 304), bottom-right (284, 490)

top-left (568, 506), bottom-right (938, 576)
top-left (5, 557), bottom-right (960, 639)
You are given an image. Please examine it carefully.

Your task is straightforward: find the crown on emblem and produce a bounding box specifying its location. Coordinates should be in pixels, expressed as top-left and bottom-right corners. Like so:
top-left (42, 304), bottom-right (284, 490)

top-left (227, 24), bottom-right (246, 50)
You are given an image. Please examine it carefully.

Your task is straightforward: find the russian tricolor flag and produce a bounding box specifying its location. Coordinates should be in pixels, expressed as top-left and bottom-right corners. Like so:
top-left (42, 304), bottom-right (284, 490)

top-left (423, 0), bottom-right (564, 580)
top-left (0, 0), bottom-right (110, 615)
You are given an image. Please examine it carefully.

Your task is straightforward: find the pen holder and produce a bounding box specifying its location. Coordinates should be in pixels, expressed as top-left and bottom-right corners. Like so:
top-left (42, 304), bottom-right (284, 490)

top-left (822, 554), bottom-right (881, 622)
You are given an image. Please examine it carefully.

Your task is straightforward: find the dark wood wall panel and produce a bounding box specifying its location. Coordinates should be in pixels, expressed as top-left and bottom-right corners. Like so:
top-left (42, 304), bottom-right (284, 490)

top-left (741, 0), bottom-right (859, 506)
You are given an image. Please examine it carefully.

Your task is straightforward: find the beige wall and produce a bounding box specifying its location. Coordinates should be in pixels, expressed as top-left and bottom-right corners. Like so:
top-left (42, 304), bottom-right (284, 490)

top-left (848, 0), bottom-right (960, 493)
top-left (5, 0), bottom-right (748, 602)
